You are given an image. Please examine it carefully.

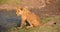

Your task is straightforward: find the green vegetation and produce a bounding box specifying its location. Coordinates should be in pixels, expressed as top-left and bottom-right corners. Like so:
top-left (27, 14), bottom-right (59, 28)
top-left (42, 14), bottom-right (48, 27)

top-left (0, 0), bottom-right (7, 4)
top-left (0, 0), bottom-right (22, 4)
top-left (42, 17), bottom-right (52, 23)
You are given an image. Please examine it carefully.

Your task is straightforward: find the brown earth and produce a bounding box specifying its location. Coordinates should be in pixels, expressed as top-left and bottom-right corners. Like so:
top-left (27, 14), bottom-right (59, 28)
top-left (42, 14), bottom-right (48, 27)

top-left (0, 0), bottom-right (60, 16)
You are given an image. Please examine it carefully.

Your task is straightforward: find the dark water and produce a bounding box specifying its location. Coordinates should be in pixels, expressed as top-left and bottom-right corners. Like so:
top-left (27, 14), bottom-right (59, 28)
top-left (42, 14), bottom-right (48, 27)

top-left (0, 9), bottom-right (22, 32)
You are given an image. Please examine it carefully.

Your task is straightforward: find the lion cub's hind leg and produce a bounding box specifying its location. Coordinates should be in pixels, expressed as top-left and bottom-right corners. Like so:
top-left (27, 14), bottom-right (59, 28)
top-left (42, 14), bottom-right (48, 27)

top-left (25, 20), bottom-right (33, 29)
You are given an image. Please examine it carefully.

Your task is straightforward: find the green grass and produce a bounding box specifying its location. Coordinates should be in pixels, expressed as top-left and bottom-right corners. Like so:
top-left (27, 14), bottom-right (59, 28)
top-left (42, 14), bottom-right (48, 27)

top-left (7, 26), bottom-right (55, 32)
top-left (6, 16), bottom-right (60, 32)
top-left (0, 0), bottom-right (7, 4)
top-left (42, 15), bottom-right (60, 23)
top-left (42, 17), bottom-right (52, 23)
top-left (0, 0), bottom-right (22, 4)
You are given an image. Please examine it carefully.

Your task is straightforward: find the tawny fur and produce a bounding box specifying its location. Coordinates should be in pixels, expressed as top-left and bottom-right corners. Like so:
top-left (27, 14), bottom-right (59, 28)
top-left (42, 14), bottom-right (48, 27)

top-left (16, 7), bottom-right (42, 28)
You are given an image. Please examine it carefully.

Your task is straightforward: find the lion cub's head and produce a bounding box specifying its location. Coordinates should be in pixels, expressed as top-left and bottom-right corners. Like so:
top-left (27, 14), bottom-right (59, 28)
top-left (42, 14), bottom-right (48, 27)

top-left (16, 6), bottom-right (29, 16)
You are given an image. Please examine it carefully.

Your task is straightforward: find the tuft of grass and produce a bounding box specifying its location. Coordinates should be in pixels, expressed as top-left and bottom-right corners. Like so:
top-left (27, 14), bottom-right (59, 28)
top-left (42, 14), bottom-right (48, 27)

top-left (15, 0), bottom-right (22, 4)
top-left (42, 17), bottom-right (52, 23)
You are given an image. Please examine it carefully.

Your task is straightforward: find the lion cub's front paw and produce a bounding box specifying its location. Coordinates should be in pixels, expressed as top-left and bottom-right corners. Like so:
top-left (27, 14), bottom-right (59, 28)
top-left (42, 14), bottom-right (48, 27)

top-left (26, 26), bottom-right (33, 29)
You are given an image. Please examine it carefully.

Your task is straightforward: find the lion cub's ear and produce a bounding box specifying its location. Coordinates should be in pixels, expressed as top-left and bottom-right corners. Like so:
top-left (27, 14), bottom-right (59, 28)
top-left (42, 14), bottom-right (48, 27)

top-left (16, 7), bottom-right (23, 11)
top-left (16, 6), bottom-right (19, 10)
top-left (23, 6), bottom-right (29, 11)
top-left (20, 8), bottom-right (23, 10)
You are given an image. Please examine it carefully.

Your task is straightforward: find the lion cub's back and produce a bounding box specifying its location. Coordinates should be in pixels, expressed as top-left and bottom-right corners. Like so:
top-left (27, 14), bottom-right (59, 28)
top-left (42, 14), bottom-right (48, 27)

top-left (25, 11), bottom-right (41, 27)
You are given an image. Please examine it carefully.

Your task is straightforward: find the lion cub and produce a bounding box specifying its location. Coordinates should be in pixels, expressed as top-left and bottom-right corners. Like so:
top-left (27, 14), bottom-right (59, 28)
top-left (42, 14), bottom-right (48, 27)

top-left (16, 7), bottom-right (42, 29)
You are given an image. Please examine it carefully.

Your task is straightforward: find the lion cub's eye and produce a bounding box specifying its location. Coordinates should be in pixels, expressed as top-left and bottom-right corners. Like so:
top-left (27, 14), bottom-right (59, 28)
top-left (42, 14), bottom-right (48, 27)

top-left (17, 9), bottom-right (20, 12)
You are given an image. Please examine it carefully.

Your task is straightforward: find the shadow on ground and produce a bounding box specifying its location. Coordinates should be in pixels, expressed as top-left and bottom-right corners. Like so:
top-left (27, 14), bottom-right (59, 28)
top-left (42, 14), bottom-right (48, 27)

top-left (0, 9), bottom-right (22, 32)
